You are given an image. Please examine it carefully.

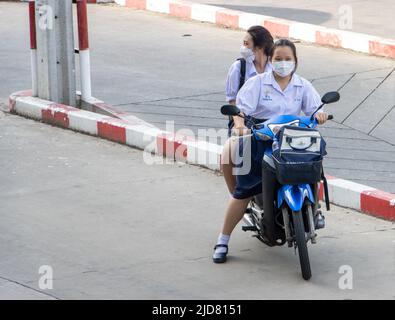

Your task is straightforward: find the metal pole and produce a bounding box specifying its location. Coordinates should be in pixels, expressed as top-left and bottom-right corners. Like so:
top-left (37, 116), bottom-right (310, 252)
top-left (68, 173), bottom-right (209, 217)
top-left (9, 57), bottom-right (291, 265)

top-left (29, 0), bottom-right (38, 97)
top-left (35, 0), bottom-right (76, 106)
top-left (57, 0), bottom-right (77, 106)
top-left (77, 0), bottom-right (92, 101)
top-left (36, 0), bottom-right (56, 102)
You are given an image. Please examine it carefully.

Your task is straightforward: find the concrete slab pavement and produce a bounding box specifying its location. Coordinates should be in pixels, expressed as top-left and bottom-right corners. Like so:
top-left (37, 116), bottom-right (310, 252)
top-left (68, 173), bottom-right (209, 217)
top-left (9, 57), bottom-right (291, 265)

top-left (1, 110), bottom-right (395, 299)
top-left (0, 280), bottom-right (55, 300)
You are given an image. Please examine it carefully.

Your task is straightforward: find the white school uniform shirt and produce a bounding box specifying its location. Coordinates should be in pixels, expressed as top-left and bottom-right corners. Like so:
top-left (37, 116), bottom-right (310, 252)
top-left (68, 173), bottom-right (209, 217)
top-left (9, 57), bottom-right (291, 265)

top-left (236, 71), bottom-right (322, 120)
top-left (225, 59), bottom-right (272, 102)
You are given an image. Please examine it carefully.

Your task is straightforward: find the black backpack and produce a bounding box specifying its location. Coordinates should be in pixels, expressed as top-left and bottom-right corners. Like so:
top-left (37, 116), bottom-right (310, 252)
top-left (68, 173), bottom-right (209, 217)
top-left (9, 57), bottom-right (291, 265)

top-left (226, 58), bottom-right (247, 136)
top-left (236, 58), bottom-right (246, 91)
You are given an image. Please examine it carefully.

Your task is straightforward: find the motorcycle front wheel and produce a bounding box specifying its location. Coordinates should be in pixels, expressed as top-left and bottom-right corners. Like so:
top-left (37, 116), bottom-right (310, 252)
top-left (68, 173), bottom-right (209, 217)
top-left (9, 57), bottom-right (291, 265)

top-left (293, 210), bottom-right (312, 280)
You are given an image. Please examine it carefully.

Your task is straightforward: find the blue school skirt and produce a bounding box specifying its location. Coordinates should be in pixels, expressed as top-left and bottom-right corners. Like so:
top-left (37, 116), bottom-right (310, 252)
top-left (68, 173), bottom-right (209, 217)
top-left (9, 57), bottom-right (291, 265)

top-left (228, 116), bottom-right (270, 200)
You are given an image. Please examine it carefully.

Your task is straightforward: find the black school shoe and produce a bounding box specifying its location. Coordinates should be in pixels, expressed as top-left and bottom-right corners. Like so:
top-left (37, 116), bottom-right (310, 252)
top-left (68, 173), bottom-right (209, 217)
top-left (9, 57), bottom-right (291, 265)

top-left (212, 244), bottom-right (228, 263)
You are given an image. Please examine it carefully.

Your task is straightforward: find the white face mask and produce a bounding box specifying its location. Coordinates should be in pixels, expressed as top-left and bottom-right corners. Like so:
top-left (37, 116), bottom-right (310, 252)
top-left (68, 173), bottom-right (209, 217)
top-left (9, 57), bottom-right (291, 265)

top-left (272, 61), bottom-right (295, 77)
top-left (240, 46), bottom-right (255, 63)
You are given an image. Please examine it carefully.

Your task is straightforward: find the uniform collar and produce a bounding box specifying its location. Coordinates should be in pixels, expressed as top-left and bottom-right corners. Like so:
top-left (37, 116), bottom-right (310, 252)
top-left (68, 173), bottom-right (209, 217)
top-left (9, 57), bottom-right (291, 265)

top-left (263, 71), bottom-right (303, 93)
top-left (289, 73), bottom-right (303, 87)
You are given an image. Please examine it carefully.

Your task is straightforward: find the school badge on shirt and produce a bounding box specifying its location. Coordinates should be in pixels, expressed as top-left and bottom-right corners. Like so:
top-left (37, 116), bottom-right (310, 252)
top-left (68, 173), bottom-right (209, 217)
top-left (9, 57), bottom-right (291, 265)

top-left (262, 89), bottom-right (273, 101)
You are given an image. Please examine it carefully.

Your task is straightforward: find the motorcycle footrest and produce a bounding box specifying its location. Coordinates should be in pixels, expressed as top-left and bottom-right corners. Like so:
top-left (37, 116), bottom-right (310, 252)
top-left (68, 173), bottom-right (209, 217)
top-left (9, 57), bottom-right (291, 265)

top-left (242, 225), bottom-right (258, 232)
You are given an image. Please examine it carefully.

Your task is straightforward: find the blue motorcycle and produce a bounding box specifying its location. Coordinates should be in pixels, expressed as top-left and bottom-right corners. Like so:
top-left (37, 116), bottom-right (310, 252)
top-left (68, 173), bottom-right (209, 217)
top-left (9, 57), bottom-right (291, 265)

top-left (221, 91), bottom-right (340, 280)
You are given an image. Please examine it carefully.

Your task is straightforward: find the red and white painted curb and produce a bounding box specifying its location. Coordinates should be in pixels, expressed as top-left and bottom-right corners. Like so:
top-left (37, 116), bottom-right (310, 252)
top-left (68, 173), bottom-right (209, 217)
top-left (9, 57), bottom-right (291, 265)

top-left (8, 91), bottom-right (395, 221)
top-left (114, 0), bottom-right (395, 60)
top-left (8, 91), bottom-right (222, 171)
top-left (318, 176), bottom-right (395, 221)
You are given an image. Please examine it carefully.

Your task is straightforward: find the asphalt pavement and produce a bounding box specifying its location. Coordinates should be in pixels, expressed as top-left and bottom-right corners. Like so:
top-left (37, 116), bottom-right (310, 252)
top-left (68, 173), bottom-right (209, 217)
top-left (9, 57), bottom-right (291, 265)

top-left (194, 0), bottom-right (395, 39)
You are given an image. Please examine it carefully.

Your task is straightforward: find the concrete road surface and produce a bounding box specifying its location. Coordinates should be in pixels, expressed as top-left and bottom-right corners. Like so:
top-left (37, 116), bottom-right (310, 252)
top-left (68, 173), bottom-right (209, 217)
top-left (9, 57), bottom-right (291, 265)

top-left (0, 110), bottom-right (394, 299)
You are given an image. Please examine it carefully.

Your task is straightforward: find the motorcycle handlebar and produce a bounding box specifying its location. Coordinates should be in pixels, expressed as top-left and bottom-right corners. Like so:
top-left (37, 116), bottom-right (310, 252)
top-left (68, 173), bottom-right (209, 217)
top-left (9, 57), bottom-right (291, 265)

top-left (245, 114), bottom-right (334, 134)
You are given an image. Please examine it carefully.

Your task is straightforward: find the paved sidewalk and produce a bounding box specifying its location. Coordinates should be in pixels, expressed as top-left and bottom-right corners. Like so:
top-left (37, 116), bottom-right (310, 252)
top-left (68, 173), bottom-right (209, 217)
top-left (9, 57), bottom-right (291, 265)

top-left (1, 111), bottom-right (395, 299)
top-left (1, 2), bottom-right (394, 193)
top-left (194, 0), bottom-right (395, 39)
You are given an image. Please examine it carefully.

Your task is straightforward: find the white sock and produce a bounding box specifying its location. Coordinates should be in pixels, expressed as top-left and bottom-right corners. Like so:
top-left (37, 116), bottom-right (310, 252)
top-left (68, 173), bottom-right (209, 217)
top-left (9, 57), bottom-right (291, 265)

top-left (215, 233), bottom-right (230, 254)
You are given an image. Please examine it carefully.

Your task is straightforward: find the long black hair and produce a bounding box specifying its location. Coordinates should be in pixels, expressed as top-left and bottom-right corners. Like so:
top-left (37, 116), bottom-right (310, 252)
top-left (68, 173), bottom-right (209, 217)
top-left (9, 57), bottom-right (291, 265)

top-left (247, 26), bottom-right (274, 56)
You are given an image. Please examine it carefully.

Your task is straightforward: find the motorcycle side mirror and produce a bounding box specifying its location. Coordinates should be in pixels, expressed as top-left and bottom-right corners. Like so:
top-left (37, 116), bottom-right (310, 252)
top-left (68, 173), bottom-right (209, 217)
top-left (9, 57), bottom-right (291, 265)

top-left (310, 91), bottom-right (340, 121)
top-left (221, 104), bottom-right (242, 117)
top-left (321, 91), bottom-right (340, 104)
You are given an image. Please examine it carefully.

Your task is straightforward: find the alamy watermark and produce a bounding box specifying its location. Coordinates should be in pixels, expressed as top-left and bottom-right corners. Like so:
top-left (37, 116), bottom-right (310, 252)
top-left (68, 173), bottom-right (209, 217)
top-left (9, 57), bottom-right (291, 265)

top-left (142, 121), bottom-right (253, 175)
top-left (38, 265), bottom-right (53, 290)
top-left (338, 265), bottom-right (353, 290)
top-left (338, 5), bottom-right (353, 30)
top-left (37, 4), bottom-right (54, 31)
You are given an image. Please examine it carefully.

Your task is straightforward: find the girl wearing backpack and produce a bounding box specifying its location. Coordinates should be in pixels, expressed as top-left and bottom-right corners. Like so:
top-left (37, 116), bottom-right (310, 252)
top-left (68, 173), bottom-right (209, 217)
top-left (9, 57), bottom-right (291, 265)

top-left (222, 26), bottom-right (274, 195)
top-left (214, 39), bottom-right (329, 263)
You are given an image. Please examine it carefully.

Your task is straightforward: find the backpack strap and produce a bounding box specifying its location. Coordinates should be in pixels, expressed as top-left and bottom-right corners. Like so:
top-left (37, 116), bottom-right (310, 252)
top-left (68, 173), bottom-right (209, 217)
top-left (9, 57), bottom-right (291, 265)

top-left (227, 58), bottom-right (246, 131)
top-left (237, 58), bottom-right (246, 91)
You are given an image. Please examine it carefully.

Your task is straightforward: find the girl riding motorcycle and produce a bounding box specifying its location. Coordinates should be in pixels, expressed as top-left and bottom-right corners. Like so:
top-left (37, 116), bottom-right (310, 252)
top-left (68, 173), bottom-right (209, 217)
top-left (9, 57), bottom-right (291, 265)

top-left (222, 25), bottom-right (274, 195)
top-left (213, 38), bottom-right (329, 263)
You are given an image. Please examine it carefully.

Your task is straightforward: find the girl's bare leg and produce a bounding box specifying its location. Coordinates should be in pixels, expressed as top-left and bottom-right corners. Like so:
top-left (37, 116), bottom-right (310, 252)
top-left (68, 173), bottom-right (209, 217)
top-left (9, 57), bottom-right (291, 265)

top-left (221, 197), bottom-right (252, 235)
top-left (221, 138), bottom-right (236, 194)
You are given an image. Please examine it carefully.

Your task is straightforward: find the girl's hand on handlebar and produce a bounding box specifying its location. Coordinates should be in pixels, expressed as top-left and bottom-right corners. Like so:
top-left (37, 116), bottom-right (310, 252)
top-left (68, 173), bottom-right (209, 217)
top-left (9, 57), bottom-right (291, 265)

top-left (232, 113), bottom-right (248, 135)
top-left (315, 112), bottom-right (329, 124)
top-left (232, 125), bottom-right (249, 136)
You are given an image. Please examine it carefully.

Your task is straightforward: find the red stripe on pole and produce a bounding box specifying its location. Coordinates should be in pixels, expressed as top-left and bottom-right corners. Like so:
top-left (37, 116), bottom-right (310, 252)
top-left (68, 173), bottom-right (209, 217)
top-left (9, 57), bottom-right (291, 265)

top-left (361, 190), bottom-right (395, 221)
top-left (29, 1), bottom-right (36, 50)
top-left (97, 121), bottom-right (127, 144)
top-left (77, 0), bottom-right (89, 50)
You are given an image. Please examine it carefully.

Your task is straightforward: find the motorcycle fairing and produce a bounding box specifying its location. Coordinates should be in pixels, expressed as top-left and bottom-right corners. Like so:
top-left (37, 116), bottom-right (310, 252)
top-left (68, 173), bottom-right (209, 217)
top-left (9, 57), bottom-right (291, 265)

top-left (277, 184), bottom-right (315, 211)
top-left (253, 115), bottom-right (313, 141)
